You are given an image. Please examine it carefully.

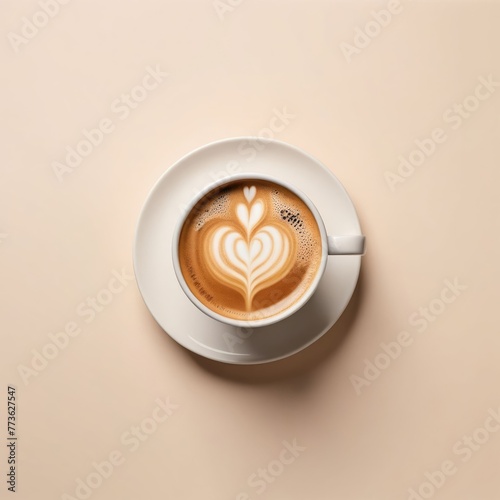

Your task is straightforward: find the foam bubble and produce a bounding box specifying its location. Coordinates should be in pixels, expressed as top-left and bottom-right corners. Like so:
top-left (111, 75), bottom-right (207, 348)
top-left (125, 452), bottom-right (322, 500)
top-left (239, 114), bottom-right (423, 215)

top-left (194, 193), bottom-right (229, 230)
top-left (270, 191), bottom-right (320, 266)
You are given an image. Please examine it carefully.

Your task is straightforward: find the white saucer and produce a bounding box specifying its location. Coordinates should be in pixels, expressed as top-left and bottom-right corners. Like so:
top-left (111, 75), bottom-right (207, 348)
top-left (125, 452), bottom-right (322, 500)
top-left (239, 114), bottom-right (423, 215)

top-left (133, 138), bottom-right (363, 364)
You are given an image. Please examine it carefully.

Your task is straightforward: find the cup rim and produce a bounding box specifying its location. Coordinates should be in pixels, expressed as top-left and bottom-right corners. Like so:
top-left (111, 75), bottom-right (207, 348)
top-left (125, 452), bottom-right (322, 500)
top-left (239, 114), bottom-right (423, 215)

top-left (171, 172), bottom-right (329, 328)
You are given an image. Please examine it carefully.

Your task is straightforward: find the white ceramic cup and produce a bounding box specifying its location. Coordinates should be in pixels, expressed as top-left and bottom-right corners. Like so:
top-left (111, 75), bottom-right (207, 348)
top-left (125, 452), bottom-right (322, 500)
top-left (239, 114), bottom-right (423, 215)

top-left (172, 173), bottom-right (365, 328)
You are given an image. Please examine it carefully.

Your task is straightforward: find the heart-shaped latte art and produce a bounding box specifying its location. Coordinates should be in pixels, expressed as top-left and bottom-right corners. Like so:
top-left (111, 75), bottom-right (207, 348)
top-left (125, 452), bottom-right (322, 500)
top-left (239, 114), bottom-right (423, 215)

top-left (236, 199), bottom-right (264, 235)
top-left (243, 186), bottom-right (256, 203)
top-left (206, 224), bottom-right (294, 309)
top-left (202, 186), bottom-right (296, 310)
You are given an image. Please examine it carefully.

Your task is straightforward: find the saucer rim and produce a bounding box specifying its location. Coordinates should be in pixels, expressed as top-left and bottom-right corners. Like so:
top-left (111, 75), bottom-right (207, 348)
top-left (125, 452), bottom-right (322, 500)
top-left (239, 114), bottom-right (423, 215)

top-left (133, 137), bottom-right (363, 364)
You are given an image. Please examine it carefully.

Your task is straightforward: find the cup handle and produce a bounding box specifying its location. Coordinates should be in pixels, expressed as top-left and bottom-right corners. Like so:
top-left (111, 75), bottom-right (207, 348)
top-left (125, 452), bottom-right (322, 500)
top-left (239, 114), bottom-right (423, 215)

top-left (327, 235), bottom-right (365, 255)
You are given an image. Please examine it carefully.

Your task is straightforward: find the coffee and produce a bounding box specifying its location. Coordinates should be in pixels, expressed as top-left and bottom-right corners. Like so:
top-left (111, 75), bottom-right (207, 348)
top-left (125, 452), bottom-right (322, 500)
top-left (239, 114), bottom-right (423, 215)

top-left (178, 179), bottom-right (323, 322)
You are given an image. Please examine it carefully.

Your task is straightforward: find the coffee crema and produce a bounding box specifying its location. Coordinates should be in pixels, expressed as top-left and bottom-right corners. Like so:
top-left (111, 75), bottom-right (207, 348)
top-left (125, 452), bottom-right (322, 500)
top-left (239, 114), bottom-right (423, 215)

top-left (178, 179), bottom-right (323, 322)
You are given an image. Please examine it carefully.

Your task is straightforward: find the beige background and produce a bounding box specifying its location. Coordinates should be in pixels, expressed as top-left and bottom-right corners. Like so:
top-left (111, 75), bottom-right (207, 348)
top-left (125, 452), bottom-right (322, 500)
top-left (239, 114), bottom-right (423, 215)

top-left (1, 1), bottom-right (500, 499)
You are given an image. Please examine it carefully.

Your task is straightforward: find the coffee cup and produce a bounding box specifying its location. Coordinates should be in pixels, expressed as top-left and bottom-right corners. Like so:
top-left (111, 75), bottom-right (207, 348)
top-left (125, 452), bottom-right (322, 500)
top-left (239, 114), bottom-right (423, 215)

top-left (172, 173), bottom-right (365, 328)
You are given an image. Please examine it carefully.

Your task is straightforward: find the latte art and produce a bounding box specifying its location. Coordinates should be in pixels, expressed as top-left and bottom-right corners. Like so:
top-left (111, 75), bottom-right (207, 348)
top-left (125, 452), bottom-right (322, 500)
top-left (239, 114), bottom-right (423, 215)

top-left (205, 187), bottom-right (296, 310)
top-left (178, 179), bottom-right (323, 322)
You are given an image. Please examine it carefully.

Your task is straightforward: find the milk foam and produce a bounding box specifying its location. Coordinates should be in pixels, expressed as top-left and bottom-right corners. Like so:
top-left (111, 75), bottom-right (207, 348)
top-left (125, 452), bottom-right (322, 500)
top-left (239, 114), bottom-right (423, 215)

top-left (205, 192), bottom-right (295, 309)
top-left (179, 180), bottom-right (322, 320)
